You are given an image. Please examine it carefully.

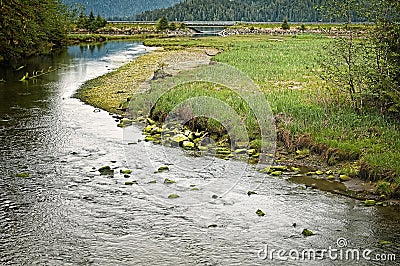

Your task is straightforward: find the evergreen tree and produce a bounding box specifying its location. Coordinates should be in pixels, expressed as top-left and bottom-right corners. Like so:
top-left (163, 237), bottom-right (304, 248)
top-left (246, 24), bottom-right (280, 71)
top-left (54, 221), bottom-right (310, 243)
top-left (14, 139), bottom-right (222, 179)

top-left (76, 12), bottom-right (88, 29)
top-left (281, 19), bottom-right (290, 29)
top-left (156, 16), bottom-right (169, 30)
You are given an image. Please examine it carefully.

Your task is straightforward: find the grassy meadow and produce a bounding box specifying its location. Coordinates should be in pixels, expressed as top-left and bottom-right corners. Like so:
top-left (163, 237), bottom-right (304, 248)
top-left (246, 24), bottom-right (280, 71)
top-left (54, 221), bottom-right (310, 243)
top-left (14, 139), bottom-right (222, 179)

top-left (142, 34), bottom-right (400, 191)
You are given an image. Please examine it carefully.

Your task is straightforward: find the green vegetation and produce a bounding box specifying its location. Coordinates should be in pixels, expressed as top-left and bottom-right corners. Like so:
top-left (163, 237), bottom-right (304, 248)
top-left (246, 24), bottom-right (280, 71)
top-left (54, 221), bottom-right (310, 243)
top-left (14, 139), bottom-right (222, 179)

top-left (62, 0), bottom-right (182, 20)
top-left (319, 0), bottom-right (400, 116)
top-left (281, 19), bottom-right (290, 30)
top-left (15, 172), bottom-right (30, 178)
top-left (141, 34), bottom-right (399, 196)
top-left (137, 0), bottom-right (326, 22)
top-left (0, 0), bottom-right (73, 64)
top-left (302, 229), bottom-right (314, 236)
top-left (156, 16), bottom-right (169, 31)
top-left (75, 11), bottom-right (107, 32)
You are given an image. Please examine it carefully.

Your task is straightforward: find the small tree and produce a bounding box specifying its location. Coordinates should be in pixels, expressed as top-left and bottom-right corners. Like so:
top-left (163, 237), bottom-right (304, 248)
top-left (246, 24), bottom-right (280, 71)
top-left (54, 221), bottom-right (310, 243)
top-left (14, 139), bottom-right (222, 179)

top-left (156, 16), bottom-right (169, 31)
top-left (76, 12), bottom-right (88, 29)
top-left (95, 15), bottom-right (107, 28)
top-left (281, 19), bottom-right (290, 30)
top-left (168, 22), bottom-right (177, 31)
top-left (87, 11), bottom-right (96, 32)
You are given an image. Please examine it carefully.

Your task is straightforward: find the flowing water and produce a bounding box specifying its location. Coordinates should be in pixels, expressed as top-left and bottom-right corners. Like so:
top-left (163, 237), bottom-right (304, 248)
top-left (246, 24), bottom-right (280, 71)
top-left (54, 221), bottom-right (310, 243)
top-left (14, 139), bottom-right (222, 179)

top-left (0, 41), bottom-right (399, 265)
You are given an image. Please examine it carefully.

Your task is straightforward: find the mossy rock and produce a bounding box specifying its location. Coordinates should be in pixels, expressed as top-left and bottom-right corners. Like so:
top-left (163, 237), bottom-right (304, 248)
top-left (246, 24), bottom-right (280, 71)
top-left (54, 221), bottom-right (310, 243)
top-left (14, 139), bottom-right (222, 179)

top-left (15, 172), bottom-right (30, 178)
top-left (120, 169), bottom-right (132, 175)
top-left (271, 171), bottom-right (282, 177)
top-left (260, 167), bottom-right (272, 174)
top-left (234, 149), bottom-right (247, 154)
top-left (302, 229), bottom-right (314, 237)
top-left (191, 187), bottom-right (200, 191)
top-left (325, 170), bottom-right (333, 175)
top-left (157, 166), bottom-right (169, 172)
top-left (98, 166), bottom-right (114, 175)
top-left (146, 117), bottom-right (156, 125)
top-left (164, 178), bottom-right (176, 184)
top-left (247, 149), bottom-right (257, 155)
top-left (117, 118), bottom-right (133, 128)
top-left (144, 124), bottom-right (156, 133)
top-left (364, 199), bottom-right (376, 206)
top-left (198, 146), bottom-right (208, 151)
top-left (315, 170), bottom-right (324, 175)
top-left (168, 194), bottom-right (180, 199)
top-left (148, 180), bottom-right (157, 184)
top-left (247, 191), bottom-right (257, 196)
top-left (216, 147), bottom-right (231, 155)
top-left (171, 134), bottom-right (189, 143)
top-left (327, 175), bottom-right (335, 180)
top-left (125, 181), bottom-right (137, 185)
top-left (256, 209), bottom-right (265, 216)
top-left (270, 165), bottom-right (288, 171)
top-left (377, 240), bottom-right (392, 247)
top-left (291, 167), bottom-right (301, 172)
top-left (145, 136), bottom-right (157, 142)
top-left (182, 140), bottom-right (195, 150)
top-left (339, 175), bottom-right (351, 181)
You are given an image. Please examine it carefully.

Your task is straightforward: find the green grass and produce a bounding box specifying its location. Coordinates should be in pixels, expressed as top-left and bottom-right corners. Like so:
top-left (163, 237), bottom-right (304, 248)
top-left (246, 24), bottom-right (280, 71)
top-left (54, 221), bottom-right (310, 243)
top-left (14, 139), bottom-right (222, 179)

top-left (143, 34), bottom-right (400, 184)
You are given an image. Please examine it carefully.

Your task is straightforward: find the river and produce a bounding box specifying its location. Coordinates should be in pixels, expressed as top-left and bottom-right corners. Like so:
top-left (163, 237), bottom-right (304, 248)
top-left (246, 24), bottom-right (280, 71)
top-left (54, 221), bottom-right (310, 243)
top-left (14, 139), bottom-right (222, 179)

top-left (0, 41), bottom-right (399, 265)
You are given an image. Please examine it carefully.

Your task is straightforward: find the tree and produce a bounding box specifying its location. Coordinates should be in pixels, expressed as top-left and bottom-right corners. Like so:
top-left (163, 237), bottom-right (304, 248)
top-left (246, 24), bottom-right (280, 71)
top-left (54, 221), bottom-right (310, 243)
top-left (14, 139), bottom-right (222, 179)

top-left (0, 0), bottom-right (72, 64)
top-left (281, 19), bottom-right (290, 29)
top-left (87, 11), bottom-right (96, 32)
top-left (366, 0), bottom-right (400, 114)
top-left (156, 16), bottom-right (169, 31)
top-left (76, 12), bottom-right (88, 29)
top-left (320, 0), bottom-right (400, 114)
top-left (75, 11), bottom-right (107, 32)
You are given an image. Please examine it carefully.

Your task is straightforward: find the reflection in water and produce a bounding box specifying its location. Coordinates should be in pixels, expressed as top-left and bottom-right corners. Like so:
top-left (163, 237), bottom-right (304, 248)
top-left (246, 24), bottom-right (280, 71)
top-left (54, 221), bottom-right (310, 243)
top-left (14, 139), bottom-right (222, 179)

top-left (0, 41), bottom-right (399, 265)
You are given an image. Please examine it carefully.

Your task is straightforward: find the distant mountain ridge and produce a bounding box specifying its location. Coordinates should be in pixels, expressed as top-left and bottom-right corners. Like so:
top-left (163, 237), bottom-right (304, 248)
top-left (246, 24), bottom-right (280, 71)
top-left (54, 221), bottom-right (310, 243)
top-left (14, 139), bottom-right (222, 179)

top-left (136, 0), bottom-right (324, 22)
top-left (62, 0), bottom-right (182, 19)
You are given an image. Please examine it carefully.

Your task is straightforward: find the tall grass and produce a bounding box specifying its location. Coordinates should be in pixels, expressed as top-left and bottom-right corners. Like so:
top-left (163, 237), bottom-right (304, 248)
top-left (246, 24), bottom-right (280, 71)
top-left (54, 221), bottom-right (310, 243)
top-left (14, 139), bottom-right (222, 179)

top-left (142, 34), bottom-right (400, 182)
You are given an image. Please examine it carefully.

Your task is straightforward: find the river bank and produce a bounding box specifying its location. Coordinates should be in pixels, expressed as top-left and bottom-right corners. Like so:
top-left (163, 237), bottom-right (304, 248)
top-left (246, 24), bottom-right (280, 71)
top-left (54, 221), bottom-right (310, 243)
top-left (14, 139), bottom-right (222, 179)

top-left (75, 35), bottom-right (400, 205)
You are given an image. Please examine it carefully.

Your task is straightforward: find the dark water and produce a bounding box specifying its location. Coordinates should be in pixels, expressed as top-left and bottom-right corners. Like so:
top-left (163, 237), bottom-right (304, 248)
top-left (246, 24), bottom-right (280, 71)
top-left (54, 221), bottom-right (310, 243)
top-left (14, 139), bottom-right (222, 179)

top-left (0, 41), bottom-right (399, 265)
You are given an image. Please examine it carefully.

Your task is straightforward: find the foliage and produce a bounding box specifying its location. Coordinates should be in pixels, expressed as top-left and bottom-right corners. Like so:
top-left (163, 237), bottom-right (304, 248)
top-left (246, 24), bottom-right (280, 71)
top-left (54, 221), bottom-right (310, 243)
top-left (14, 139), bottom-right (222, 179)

top-left (75, 11), bottom-right (107, 32)
top-left (62, 0), bottom-right (182, 20)
top-left (0, 0), bottom-right (73, 64)
top-left (156, 16), bottom-right (169, 31)
top-left (136, 0), bottom-right (338, 22)
top-left (281, 19), bottom-right (290, 30)
top-left (319, 0), bottom-right (400, 116)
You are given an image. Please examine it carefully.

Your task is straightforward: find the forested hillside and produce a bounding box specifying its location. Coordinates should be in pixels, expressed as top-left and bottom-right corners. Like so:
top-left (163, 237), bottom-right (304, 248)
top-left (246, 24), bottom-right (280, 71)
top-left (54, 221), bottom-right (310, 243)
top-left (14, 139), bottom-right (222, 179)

top-left (62, 0), bottom-right (182, 20)
top-left (136, 0), bottom-right (324, 22)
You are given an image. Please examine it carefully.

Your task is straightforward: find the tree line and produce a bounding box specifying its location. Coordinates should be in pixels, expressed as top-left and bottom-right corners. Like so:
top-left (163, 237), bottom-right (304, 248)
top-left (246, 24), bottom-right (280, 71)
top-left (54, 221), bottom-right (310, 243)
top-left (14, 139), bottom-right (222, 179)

top-left (136, 0), bottom-right (327, 22)
top-left (0, 0), bottom-right (108, 65)
top-left (62, 0), bottom-right (181, 20)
